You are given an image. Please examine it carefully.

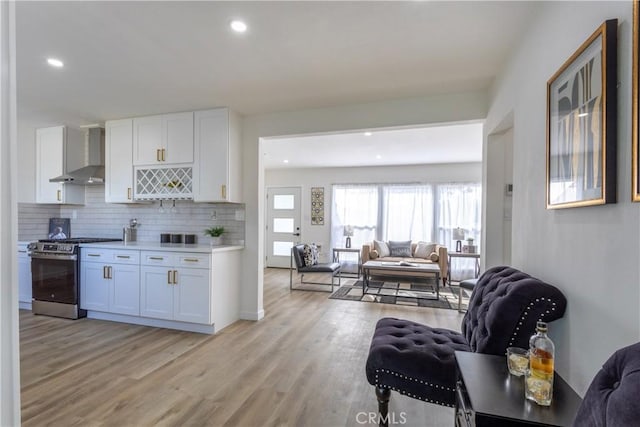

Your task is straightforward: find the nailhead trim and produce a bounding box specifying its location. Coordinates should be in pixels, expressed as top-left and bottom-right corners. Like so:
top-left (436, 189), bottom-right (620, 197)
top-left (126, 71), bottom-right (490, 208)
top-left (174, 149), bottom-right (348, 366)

top-left (508, 297), bottom-right (557, 346)
top-left (374, 369), bottom-right (455, 407)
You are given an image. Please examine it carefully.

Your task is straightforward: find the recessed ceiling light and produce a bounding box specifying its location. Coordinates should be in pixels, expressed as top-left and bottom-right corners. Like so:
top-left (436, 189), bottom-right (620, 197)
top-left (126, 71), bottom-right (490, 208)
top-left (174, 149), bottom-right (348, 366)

top-left (230, 20), bottom-right (248, 33)
top-left (283, 159), bottom-right (289, 164)
top-left (47, 58), bottom-right (64, 68)
top-left (376, 154), bottom-right (382, 159)
top-left (364, 132), bottom-right (373, 136)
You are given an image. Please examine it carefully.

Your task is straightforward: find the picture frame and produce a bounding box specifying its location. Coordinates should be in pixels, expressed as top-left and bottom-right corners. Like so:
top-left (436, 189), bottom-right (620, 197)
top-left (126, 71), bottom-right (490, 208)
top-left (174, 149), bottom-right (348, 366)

top-left (633, 1), bottom-right (640, 201)
top-left (48, 217), bottom-right (70, 240)
top-left (310, 187), bottom-right (324, 225)
top-left (546, 19), bottom-right (617, 209)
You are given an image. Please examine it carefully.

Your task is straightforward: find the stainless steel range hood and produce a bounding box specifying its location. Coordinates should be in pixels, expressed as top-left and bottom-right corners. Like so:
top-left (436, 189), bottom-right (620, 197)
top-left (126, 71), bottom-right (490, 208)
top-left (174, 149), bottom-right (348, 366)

top-left (50, 127), bottom-right (105, 185)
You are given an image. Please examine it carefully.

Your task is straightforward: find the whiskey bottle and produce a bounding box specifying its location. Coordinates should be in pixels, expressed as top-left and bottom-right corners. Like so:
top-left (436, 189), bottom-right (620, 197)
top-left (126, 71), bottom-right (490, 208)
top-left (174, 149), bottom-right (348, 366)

top-left (526, 321), bottom-right (554, 405)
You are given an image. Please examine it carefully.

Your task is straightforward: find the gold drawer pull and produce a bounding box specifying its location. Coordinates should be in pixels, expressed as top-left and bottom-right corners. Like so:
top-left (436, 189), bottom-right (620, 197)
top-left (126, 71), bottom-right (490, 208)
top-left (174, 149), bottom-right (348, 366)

top-left (149, 256), bottom-right (164, 261)
top-left (183, 258), bottom-right (199, 263)
top-left (87, 254), bottom-right (101, 257)
top-left (127, 187), bottom-right (132, 200)
top-left (116, 255), bottom-right (130, 259)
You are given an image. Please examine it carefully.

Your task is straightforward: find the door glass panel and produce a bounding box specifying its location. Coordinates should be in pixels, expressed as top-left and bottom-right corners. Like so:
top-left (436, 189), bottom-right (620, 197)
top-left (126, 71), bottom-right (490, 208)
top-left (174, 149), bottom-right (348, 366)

top-left (273, 241), bottom-right (294, 256)
top-left (273, 218), bottom-right (294, 233)
top-left (273, 194), bottom-right (294, 210)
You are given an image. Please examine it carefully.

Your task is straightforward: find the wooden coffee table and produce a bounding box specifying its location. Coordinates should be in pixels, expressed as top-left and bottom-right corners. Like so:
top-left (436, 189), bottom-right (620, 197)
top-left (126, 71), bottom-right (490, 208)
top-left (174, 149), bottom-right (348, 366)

top-left (362, 260), bottom-right (441, 300)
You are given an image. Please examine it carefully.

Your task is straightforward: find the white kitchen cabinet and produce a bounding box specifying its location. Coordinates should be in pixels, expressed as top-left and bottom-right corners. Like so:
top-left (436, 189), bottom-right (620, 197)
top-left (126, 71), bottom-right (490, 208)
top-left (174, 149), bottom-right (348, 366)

top-left (80, 249), bottom-right (140, 316)
top-left (35, 126), bottom-right (85, 204)
top-left (105, 118), bottom-right (136, 203)
top-left (139, 251), bottom-right (211, 324)
top-left (18, 243), bottom-right (32, 307)
top-left (133, 112), bottom-right (193, 166)
top-left (193, 108), bottom-right (242, 202)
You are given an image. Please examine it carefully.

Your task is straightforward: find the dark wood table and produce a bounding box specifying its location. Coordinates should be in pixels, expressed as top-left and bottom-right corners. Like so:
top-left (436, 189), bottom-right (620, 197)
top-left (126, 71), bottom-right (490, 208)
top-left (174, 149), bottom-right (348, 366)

top-left (454, 351), bottom-right (582, 427)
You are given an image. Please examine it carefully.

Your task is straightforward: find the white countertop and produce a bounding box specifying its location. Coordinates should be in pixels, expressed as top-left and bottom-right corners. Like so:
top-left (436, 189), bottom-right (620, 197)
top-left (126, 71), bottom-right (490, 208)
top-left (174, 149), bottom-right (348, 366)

top-left (80, 241), bottom-right (244, 253)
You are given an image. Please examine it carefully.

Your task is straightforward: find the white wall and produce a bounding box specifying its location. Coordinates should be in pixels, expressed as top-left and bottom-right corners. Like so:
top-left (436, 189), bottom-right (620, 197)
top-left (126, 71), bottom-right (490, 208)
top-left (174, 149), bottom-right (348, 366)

top-left (486, 1), bottom-right (638, 395)
top-left (266, 163), bottom-right (482, 262)
top-left (241, 90), bottom-right (488, 321)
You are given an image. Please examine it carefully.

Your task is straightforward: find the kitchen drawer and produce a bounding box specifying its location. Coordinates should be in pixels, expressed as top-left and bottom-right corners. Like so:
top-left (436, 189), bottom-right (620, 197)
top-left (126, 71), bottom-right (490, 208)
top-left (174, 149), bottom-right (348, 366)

top-left (82, 248), bottom-right (139, 264)
top-left (176, 253), bottom-right (210, 269)
top-left (141, 251), bottom-right (176, 266)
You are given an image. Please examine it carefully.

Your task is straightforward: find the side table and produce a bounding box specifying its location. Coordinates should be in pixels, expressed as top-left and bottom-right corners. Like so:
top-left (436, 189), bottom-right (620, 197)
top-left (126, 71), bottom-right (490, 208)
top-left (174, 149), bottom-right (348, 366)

top-left (448, 251), bottom-right (480, 284)
top-left (454, 351), bottom-right (582, 427)
top-left (332, 247), bottom-right (361, 279)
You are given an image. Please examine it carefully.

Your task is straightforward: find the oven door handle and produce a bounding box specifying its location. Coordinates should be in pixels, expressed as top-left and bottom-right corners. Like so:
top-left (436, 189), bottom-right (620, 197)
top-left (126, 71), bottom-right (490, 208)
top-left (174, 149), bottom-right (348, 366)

top-left (31, 253), bottom-right (78, 261)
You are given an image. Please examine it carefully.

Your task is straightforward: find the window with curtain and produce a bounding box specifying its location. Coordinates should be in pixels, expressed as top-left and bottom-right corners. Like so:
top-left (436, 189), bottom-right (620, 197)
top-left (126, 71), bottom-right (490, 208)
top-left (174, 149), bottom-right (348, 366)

top-left (332, 182), bottom-right (482, 280)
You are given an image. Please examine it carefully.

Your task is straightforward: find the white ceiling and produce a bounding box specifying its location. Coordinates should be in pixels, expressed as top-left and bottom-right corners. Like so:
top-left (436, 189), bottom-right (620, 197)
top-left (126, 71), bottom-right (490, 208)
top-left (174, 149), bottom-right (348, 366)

top-left (16, 1), bottom-right (536, 167)
top-left (263, 121), bottom-right (483, 169)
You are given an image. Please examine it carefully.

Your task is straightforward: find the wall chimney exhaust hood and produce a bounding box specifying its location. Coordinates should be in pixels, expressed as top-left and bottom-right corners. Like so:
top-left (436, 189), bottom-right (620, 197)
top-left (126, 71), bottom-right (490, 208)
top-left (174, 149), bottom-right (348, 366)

top-left (50, 127), bottom-right (105, 185)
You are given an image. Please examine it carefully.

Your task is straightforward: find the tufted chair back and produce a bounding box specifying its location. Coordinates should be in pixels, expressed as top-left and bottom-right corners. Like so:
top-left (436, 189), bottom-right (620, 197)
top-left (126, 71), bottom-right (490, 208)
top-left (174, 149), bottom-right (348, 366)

top-left (461, 265), bottom-right (567, 356)
top-left (573, 342), bottom-right (640, 426)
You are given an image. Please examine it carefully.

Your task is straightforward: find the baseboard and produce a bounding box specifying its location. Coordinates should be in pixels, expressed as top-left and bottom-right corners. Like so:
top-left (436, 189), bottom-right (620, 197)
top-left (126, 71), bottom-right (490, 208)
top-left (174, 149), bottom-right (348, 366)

top-left (240, 309), bottom-right (264, 321)
top-left (86, 311), bottom-right (216, 334)
top-left (19, 301), bottom-right (32, 311)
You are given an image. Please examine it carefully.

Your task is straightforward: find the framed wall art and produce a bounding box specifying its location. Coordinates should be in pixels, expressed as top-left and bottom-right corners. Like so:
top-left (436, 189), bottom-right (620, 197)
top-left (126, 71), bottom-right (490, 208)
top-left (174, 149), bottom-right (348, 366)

top-left (633, 1), bottom-right (640, 201)
top-left (311, 187), bottom-right (324, 225)
top-left (546, 19), bottom-right (617, 209)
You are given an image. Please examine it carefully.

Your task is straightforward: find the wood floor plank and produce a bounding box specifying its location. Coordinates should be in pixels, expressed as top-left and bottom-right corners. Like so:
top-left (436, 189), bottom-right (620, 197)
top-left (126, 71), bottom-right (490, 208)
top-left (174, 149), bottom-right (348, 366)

top-left (20, 267), bottom-right (462, 426)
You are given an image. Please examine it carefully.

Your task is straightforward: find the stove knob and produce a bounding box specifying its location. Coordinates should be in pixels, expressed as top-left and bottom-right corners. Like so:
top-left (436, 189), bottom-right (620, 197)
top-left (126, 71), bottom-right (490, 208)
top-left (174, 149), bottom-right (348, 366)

top-left (51, 294), bottom-right (55, 298)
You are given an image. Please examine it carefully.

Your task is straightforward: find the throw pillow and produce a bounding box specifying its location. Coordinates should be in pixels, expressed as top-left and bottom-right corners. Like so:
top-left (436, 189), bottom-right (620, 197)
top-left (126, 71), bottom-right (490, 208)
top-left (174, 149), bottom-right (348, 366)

top-left (388, 240), bottom-right (412, 257)
top-left (374, 240), bottom-right (390, 258)
top-left (414, 241), bottom-right (437, 259)
top-left (302, 243), bottom-right (319, 266)
top-left (429, 252), bottom-right (439, 262)
top-left (370, 249), bottom-right (379, 259)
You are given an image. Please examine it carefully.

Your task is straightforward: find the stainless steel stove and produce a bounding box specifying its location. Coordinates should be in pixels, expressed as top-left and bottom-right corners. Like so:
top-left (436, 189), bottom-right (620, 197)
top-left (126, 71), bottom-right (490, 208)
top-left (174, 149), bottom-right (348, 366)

top-left (30, 237), bottom-right (121, 319)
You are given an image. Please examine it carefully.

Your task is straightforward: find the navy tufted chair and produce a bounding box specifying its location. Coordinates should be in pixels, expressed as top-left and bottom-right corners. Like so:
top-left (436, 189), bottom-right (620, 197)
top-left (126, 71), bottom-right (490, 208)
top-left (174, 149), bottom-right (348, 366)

top-left (366, 266), bottom-right (567, 418)
top-left (573, 341), bottom-right (640, 426)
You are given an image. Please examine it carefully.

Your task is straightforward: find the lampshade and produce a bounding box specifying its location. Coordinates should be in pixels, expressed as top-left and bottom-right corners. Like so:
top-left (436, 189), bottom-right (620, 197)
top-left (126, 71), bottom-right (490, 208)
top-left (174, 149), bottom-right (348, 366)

top-left (343, 225), bottom-right (354, 237)
top-left (452, 227), bottom-right (465, 241)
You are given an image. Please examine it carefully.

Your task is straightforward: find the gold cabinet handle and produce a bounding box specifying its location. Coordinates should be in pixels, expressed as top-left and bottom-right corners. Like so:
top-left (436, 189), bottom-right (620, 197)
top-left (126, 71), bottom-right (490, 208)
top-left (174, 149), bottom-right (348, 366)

top-left (183, 258), bottom-right (199, 263)
top-left (56, 189), bottom-right (61, 201)
top-left (103, 266), bottom-right (108, 279)
top-left (127, 187), bottom-right (132, 200)
top-left (116, 255), bottom-right (130, 259)
top-left (167, 270), bottom-right (172, 284)
top-left (108, 266), bottom-right (113, 279)
top-left (173, 270), bottom-right (178, 285)
top-left (156, 149), bottom-right (161, 162)
top-left (149, 256), bottom-right (164, 261)
top-left (221, 185), bottom-right (226, 199)
top-left (87, 253), bottom-right (101, 257)
top-left (162, 148), bottom-right (166, 162)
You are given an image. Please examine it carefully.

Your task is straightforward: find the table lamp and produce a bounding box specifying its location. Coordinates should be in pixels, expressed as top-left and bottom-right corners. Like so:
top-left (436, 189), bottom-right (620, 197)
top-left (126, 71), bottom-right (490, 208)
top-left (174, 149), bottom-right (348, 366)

top-left (453, 227), bottom-right (465, 252)
top-left (344, 225), bottom-right (354, 248)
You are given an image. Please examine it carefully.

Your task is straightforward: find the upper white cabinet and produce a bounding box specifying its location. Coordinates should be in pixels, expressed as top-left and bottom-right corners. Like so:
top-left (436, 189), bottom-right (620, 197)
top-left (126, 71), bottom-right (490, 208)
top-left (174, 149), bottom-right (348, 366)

top-left (35, 126), bottom-right (85, 204)
top-left (133, 112), bottom-right (193, 166)
top-left (193, 108), bottom-right (242, 202)
top-left (105, 118), bottom-right (136, 203)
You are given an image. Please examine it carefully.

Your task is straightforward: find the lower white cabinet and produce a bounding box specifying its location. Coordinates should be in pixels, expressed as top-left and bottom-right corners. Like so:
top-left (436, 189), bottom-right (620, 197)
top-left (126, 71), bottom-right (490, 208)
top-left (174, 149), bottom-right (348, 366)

top-left (81, 249), bottom-right (140, 316)
top-left (78, 245), bottom-right (240, 334)
top-left (18, 243), bottom-right (32, 306)
top-left (140, 252), bottom-right (211, 324)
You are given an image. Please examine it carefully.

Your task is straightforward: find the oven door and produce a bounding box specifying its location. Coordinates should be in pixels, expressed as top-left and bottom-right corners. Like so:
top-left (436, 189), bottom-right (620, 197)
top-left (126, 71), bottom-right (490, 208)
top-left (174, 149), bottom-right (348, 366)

top-left (31, 253), bottom-right (78, 304)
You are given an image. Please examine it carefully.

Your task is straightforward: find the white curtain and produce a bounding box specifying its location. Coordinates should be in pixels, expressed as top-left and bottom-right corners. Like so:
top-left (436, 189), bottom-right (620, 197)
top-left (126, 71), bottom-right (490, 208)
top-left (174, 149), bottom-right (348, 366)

top-left (331, 185), bottom-right (378, 250)
top-left (381, 185), bottom-right (433, 242)
top-left (436, 183), bottom-right (482, 280)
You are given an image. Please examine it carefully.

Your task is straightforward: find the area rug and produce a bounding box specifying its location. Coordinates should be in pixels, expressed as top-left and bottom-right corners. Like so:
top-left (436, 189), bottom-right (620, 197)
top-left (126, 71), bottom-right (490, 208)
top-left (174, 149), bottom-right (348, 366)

top-left (329, 279), bottom-right (470, 310)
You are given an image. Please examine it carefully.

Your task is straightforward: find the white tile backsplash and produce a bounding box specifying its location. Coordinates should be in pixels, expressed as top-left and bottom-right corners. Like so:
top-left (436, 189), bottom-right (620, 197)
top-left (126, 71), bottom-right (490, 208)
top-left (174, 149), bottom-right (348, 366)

top-left (19, 186), bottom-right (245, 244)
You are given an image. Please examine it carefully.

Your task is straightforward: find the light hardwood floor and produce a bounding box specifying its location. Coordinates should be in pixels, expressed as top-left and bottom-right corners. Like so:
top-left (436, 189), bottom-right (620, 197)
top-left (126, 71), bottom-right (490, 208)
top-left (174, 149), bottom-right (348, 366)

top-left (20, 268), bottom-right (463, 426)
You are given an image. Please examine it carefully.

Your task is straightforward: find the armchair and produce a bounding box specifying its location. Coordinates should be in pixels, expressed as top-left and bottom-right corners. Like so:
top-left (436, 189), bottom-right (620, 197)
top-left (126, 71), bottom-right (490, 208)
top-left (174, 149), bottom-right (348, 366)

top-left (365, 266), bottom-right (567, 418)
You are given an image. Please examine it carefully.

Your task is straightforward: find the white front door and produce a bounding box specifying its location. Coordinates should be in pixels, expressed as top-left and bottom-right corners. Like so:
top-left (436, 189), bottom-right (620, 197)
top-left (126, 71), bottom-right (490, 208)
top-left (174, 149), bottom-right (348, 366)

top-left (266, 187), bottom-right (301, 268)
